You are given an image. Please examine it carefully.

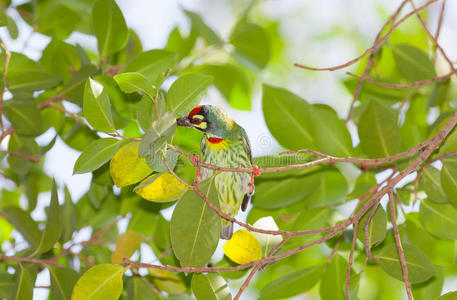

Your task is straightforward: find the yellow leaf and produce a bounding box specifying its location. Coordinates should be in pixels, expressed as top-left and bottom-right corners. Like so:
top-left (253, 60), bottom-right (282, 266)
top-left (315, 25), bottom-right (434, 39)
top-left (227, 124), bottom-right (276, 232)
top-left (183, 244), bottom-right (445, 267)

top-left (111, 230), bottom-right (142, 264)
top-left (110, 142), bottom-right (152, 187)
top-left (149, 268), bottom-right (186, 295)
top-left (135, 173), bottom-right (189, 202)
top-left (222, 229), bottom-right (262, 264)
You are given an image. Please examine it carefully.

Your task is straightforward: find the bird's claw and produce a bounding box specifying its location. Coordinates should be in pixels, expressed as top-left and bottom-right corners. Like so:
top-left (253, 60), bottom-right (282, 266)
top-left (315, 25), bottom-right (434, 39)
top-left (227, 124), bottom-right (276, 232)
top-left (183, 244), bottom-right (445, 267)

top-left (189, 155), bottom-right (200, 167)
top-left (253, 165), bottom-right (262, 177)
top-left (190, 155), bottom-right (201, 184)
top-left (249, 165), bottom-right (262, 195)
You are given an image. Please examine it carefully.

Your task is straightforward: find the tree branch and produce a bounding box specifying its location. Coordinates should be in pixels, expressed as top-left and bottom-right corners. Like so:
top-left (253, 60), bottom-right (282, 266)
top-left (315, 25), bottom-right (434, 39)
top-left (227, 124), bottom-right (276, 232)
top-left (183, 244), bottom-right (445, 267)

top-left (347, 69), bottom-right (456, 89)
top-left (294, 0), bottom-right (439, 71)
top-left (388, 191), bottom-right (413, 300)
top-left (0, 255), bottom-right (63, 267)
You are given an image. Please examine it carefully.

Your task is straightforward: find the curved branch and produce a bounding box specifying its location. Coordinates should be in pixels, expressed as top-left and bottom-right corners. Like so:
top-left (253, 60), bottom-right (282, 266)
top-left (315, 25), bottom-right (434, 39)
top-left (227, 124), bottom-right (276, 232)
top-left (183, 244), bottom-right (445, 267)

top-left (294, 0), bottom-right (439, 71)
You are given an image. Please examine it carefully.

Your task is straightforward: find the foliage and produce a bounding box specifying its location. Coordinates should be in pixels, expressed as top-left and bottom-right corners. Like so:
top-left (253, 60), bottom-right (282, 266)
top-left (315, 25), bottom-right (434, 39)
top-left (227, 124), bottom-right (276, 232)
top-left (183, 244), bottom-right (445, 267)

top-left (0, 0), bottom-right (457, 299)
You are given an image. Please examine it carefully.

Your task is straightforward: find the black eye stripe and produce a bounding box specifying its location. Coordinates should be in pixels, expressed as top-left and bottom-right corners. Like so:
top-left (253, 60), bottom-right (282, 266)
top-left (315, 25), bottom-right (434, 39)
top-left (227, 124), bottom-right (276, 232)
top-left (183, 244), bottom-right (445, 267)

top-left (191, 118), bottom-right (202, 124)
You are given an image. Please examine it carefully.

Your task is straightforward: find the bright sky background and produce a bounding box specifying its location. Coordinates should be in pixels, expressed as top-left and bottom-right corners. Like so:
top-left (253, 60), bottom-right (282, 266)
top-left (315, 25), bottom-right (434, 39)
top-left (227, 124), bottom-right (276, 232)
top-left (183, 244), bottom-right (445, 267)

top-left (1, 0), bottom-right (457, 299)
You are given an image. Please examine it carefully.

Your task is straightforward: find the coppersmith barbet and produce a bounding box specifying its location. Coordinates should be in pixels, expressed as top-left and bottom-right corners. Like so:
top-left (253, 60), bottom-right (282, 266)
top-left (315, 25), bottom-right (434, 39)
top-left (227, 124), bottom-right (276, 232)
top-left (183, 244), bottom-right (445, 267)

top-left (177, 105), bottom-right (254, 239)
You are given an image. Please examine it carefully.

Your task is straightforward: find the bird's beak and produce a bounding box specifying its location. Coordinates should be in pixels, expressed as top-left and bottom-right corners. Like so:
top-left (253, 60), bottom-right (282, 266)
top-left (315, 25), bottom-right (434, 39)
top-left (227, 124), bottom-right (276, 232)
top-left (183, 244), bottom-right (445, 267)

top-left (176, 116), bottom-right (193, 127)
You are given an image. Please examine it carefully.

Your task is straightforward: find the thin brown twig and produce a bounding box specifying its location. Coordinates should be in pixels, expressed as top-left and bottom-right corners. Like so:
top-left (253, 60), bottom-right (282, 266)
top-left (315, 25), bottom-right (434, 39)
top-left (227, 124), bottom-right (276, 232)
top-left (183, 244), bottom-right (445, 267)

top-left (363, 199), bottom-right (382, 264)
top-left (0, 126), bottom-right (14, 143)
top-left (280, 142), bottom-right (427, 168)
top-left (0, 255), bottom-right (63, 267)
top-left (294, 0), bottom-right (439, 71)
top-left (345, 0), bottom-right (409, 123)
top-left (426, 149), bottom-right (457, 166)
top-left (345, 222), bottom-right (358, 300)
top-left (46, 102), bottom-right (86, 126)
top-left (434, 0), bottom-right (446, 41)
top-left (347, 69), bottom-right (456, 89)
top-left (36, 96), bottom-right (64, 109)
top-left (234, 235), bottom-right (291, 300)
top-left (388, 191), bottom-right (413, 300)
top-left (408, 0), bottom-right (455, 72)
top-left (0, 150), bottom-right (40, 163)
top-left (107, 132), bottom-right (141, 141)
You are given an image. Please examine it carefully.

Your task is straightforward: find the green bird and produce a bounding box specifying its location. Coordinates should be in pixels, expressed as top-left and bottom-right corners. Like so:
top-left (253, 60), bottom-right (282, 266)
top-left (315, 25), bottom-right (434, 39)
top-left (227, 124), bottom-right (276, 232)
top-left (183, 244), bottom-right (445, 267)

top-left (177, 105), bottom-right (254, 239)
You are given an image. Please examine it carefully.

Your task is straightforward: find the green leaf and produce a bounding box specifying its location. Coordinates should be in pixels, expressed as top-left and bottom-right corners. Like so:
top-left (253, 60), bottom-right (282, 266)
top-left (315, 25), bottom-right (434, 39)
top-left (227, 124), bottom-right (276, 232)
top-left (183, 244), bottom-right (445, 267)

top-left (73, 138), bottom-right (122, 174)
top-left (168, 73), bottom-right (213, 116)
top-left (3, 206), bottom-right (40, 248)
top-left (7, 134), bottom-right (38, 177)
top-left (122, 49), bottom-right (178, 82)
top-left (113, 72), bottom-right (155, 99)
top-left (375, 243), bottom-right (435, 283)
top-left (138, 113), bottom-right (176, 157)
top-left (166, 27), bottom-right (197, 60)
top-left (343, 77), bottom-right (412, 103)
top-left (412, 266), bottom-right (444, 300)
top-left (304, 169), bottom-right (349, 208)
top-left (310, 104), bottom-right (353, 156)
top-left (191, 273), bottom-right (232, 300)
top-left (170, 178), bottom-right (221, 267)
top-left (199, 64), bottom-right (251, 110)
top-left (62, 187), bottom-right (76, 243)
top-left (348, 172), bottom-right (377, 199)
top-left (2, 52), bottom-right (62, 92)
top-left (356, 205), bottom-right (387, 247)
top-left (319, 255), bottom-right (348, 300)
top-left (83, 78), bottom-right (115, 133)
top-left (111, 230), bottom-right (143, 264)
top-left (403, 214), bottom-right (455, 265)
top-left (149, 269), bottom-right (186, 295)
top-left (230, 22), bottom-right (270, 69)
top-left (358, 99), bottom-right (401, 158)
top-left (31, 180), bottom-right (61, 255)
top-left (419, 199), bottom-right (457, 240)
top-left (49, 267), bottom-right (79, 300)
top-left (71, 264), bottom-right (125, 300)
top-left (126, 276), bottom-right (158, 300)
top-left (184, 10), bottom-right (222, 46)
top-left (253, 171), bottom-right (319, 209)
top-left (259, 264), bottom-right (325, 300)
top-left (3, 99), bottom-right (43, 136)
top-left (262, 84), bottom-right (314, 150)
top-left (41, 39), bottom-right (80, 82)
top-left (10, 264), bottom-right (33, 300)
top-left (420, 166), bottom-right (449, 203)
top-left (61, 65), bottom-right (98, 105)
top-left (0, 273), bottom-right (15, 299)
top-left (92, 0), bottom-right (128, 56)
top-left (36, 4), bottom-right (80, 39)
top-left (437, 291), bottom-right (457, 300)
top-left (0, 9), bottom-right (18, 39)
top-left (146, 149), bottom-right (178, 173)
top-left (392, 44), bottom-right (436, 82)
top-left (440, 158), bottom-right (457, 207)
top-left (137, 94), bottom-right (164, 131)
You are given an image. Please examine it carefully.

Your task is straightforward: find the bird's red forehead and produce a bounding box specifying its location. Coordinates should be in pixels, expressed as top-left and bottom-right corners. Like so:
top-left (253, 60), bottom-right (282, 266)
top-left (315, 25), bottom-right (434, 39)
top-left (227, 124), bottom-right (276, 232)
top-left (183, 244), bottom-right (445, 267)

top-left (188, 105), bottom-right (203, 118)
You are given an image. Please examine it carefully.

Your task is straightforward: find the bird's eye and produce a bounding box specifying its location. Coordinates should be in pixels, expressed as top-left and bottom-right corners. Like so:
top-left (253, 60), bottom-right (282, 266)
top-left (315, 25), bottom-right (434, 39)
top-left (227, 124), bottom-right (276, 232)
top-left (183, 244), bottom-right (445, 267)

top-left (191, 118), bottom-right (202, 125)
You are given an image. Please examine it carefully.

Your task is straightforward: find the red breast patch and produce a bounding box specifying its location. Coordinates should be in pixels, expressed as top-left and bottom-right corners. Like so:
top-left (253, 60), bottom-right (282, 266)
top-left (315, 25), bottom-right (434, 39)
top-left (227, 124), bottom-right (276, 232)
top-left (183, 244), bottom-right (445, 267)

top-left (189, 105), bottom-right (203, 118)
top-left (207, 137), bottom-right (225, 144)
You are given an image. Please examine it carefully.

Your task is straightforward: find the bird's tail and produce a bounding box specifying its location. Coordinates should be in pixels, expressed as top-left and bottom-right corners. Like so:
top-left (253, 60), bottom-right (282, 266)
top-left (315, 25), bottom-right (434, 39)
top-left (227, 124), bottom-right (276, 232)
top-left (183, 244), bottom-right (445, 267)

top-left (220, 222), bottom-right (233, 240)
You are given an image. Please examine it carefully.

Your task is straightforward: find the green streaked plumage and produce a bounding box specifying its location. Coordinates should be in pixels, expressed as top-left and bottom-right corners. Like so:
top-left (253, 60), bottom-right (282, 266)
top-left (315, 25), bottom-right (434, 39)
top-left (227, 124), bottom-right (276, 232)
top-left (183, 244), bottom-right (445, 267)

top-left (177, 105), bottom-right (253, 239)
